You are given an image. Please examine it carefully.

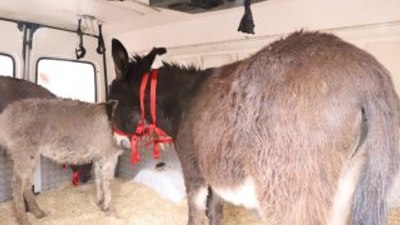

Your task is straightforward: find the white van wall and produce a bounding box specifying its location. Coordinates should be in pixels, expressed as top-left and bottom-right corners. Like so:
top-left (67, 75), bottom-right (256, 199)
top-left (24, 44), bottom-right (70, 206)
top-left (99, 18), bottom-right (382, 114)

top-left (113, 0), bottom-right (400, 52)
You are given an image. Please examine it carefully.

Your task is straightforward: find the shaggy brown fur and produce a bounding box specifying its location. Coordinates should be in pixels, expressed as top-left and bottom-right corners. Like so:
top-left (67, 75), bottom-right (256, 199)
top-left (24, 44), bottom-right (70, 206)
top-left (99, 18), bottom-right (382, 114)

top-left (109, 31), bottom-right (400, 225)
top-left (0, 98), bottom-right (122, 225)
top-left (0, 76), bottom-right (56, 113)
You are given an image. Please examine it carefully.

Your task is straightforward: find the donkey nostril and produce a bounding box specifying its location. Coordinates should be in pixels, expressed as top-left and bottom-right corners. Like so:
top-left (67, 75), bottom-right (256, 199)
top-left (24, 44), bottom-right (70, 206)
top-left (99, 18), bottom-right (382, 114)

top-left (155, 162), bottom-right (166, 171)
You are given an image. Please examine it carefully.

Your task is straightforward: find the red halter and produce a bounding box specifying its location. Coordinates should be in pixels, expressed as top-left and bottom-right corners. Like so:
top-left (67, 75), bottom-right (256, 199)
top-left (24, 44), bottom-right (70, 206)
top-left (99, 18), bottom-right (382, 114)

top-left (114, 69), bottom-right (173, 163)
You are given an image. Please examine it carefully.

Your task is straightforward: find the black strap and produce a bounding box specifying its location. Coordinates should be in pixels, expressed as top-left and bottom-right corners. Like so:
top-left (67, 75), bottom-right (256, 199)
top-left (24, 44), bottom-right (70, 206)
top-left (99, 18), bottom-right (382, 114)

top-left (75, 18), bottom-right (86, 60)
top-left (96, 22), bottom-right (105, 54)
top-left (238, 0), bottom-right (255, 34)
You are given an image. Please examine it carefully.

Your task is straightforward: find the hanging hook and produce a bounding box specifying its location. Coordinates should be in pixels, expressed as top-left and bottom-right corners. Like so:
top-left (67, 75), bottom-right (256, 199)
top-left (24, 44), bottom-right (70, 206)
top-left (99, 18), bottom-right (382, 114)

top-left (96, 21), bottom-right (105, 54)
top-left (75, 17), bottom-right (86, 60)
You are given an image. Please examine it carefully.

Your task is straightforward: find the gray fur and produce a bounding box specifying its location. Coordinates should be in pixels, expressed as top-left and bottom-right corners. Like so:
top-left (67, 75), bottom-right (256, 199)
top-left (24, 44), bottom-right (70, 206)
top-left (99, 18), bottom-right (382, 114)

top-left (0, 98), bottom-right (122, 225)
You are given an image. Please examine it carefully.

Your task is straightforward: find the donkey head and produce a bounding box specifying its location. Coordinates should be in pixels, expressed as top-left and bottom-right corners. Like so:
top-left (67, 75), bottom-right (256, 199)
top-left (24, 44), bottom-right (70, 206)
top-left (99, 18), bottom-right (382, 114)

top-left (108, 39), bottom-right (166, 134)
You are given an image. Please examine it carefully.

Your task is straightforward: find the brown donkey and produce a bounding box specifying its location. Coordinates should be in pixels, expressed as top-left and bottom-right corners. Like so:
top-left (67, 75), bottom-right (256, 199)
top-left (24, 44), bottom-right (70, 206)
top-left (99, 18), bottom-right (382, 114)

top-left (108, 31), bottom-right (400, 225)
top-left (0, 98), bottom-right (122, 225)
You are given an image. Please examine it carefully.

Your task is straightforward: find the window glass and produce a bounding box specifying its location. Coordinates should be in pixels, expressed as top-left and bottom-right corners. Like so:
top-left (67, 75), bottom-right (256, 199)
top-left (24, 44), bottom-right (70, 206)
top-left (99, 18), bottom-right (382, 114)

top-left (0, 54), bottom-right (15, 77)
top-left (37, 58), bottom-right (96, 102)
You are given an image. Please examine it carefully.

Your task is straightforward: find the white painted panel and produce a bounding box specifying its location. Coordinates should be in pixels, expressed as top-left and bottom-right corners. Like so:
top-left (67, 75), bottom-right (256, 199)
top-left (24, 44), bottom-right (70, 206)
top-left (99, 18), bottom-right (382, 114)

top-left (202, 54), bottom-right (235, 68)
top-left (364, 40), bottom-right (400, 95)
top-left (0, 0), bottom-right (158, 34)
top-left (115, 0), bottom-right (400, 53)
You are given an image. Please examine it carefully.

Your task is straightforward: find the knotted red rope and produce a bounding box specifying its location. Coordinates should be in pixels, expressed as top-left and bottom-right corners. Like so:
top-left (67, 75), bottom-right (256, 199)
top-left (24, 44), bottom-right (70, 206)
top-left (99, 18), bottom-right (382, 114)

top-left (114, 69), bottom-right (173, 163)
top-left (62, 164), bottom-right (80, 186)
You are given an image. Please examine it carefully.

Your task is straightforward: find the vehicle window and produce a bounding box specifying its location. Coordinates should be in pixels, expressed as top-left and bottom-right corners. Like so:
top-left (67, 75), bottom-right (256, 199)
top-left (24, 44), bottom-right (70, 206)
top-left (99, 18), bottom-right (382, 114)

top-left (0, 54), bottom-right (15, 77)
top-left (37, 58), bottom-right (96, 102)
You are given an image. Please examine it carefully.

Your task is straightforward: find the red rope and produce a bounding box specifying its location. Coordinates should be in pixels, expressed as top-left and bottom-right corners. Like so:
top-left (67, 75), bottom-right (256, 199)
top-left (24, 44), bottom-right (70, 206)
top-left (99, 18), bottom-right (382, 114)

top-left (150, 70), bottom-right (158, 125)
top-left (114, 69), bottom-right (173, 163)
top-left (72, 171), bottom-right (80, 186)
top-left (61, 164), bottom-right (80, 186)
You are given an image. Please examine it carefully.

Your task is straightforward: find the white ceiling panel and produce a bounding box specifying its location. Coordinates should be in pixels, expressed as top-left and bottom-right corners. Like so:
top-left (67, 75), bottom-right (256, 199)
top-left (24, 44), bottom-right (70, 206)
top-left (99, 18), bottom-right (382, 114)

top-left (0, 0), bottom-right (161, 34)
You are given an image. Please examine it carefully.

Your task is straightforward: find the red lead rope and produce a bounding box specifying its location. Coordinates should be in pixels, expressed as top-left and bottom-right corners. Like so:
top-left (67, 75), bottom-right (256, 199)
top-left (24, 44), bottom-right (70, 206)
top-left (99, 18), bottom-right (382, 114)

top-left (114, 69), bottom-right (173, 163)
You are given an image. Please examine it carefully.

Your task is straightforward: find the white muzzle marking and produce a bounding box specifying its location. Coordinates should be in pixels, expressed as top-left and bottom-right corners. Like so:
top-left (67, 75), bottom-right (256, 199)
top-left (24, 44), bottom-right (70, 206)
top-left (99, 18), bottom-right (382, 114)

top-left (113, 132), bottom-right (131, 149)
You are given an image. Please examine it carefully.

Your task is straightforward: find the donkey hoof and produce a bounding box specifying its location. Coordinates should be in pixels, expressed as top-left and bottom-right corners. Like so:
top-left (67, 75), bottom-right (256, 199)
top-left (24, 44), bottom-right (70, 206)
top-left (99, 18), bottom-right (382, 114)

top-left (101, 205), bottom-right (109, 211)
top-left (97, 201), bottom-right (110, 212)
top-left (33, 209), bottom-right (47, 219)
top-left (17, 218), bottom-right (32, 225)
top-left (96, 199), bottom-right (104, 207)
top-left (104, 207), bottom-right (119, 218)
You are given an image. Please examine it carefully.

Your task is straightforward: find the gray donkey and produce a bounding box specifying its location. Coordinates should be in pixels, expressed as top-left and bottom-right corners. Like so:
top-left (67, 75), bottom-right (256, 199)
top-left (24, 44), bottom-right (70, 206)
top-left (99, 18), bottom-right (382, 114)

top-left (0, 98), bottom-right (122, 225)
top-left (109, 31), bottom-right (400, 225)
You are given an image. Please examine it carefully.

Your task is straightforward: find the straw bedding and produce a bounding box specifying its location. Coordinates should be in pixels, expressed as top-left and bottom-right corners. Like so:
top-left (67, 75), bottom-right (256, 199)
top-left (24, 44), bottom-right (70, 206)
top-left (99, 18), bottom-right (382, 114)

top-left (0, 179), bottom-right (399, 225)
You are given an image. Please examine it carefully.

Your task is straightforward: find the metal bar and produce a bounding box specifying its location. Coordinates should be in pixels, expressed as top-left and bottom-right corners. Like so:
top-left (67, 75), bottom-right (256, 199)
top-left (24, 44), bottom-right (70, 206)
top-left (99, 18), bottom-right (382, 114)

top-left (0, 17), bottom-right (99, 38)
top-left (21, 24), bottom-right (29, 80)
top-left (103, 52), bottom-right (109, 98)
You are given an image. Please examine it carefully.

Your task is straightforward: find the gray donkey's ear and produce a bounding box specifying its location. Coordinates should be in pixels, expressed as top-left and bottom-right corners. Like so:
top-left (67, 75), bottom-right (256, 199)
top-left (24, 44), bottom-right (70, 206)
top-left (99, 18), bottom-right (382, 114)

top-left (112, 39), bottom-right (129, 80)
top-left (143, 47), bottom-right (167, 70)
top-left (105, 99), bottom-right (119, 121)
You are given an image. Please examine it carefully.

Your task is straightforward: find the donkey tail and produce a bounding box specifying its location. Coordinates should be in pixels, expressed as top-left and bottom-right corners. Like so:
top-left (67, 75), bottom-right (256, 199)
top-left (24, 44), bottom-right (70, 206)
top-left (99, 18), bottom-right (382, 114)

top-left (350, 95), bottom-right (400, 225)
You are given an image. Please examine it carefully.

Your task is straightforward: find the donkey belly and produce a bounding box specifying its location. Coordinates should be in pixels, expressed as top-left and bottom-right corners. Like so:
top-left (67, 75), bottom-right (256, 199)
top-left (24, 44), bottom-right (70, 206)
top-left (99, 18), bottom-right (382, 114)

top-left (40, 145), bottom-right (98, 164)
top-left (212, 176), bottom-right (260, 210)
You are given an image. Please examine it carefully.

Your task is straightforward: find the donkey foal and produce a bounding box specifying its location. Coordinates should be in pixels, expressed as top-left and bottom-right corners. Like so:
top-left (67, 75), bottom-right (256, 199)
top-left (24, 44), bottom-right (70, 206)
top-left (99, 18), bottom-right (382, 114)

top-left (0, 98), bottom-right (122, 225)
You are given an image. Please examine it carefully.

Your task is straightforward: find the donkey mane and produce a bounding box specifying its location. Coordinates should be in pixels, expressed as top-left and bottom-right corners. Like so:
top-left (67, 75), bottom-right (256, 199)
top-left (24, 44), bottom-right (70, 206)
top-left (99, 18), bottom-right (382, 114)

top-left (161, 61), bottom-right (202, 74)
top-left (129, 53), bottom-right (201, 75)
top-left (130, 54), bottom-right (147, 64)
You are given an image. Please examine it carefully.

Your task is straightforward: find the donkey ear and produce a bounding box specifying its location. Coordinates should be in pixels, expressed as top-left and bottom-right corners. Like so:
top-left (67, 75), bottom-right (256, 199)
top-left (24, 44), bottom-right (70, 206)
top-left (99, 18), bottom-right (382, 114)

top-left (143, 47), bottom-right (167, 70)
top-left (112, 39), bottom-right (129, 80)
top-left (105, 99), bottom-right (119, 121)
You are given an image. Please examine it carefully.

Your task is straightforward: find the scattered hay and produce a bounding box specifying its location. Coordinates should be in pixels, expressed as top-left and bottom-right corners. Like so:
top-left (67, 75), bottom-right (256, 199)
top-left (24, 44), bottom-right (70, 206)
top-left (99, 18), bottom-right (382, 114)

top-left (0, 179), bottom-right (399, 225)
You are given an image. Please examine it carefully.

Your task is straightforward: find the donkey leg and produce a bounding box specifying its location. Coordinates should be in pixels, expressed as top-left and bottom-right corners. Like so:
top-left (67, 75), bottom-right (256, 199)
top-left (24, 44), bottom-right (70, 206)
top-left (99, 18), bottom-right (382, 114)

top-left (206, 188), bottom-right (224, 225)
top-left (177, 151), bottom-right (209, 225)
top-left (187, 183), bottom-right (209, 225)
top-left (23, 176), bottom-right (46, 219)
top-left (11, 148), bottom-right (40, 225)
top-left (12, 174), bottom-right (31, 225)
top-left (94, 161), bottom-right (104, 207)
top-left (98, 155), bottom-right (119, 212)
